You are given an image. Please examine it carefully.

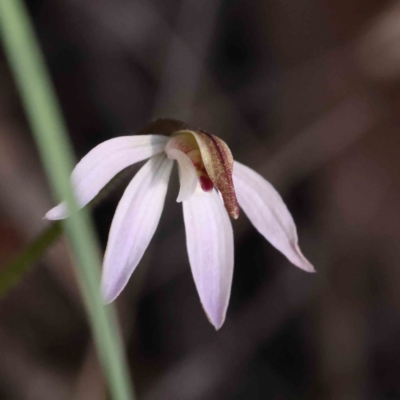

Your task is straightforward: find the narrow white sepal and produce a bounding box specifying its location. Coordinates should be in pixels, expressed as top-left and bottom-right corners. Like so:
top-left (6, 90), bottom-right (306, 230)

top-left (183, 187), bottom-right (234, 330)
top-left (101, 154), bottom-right (173, 303)
top-left (232, 161), bottom-right (314, 272)
top-left (166, 148), bottom-right (198, 202)
top-left (44, 135), bottom-right (169, 220)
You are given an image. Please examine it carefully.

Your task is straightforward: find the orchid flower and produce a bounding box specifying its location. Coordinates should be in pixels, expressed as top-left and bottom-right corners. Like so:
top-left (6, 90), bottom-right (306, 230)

top-left (45, 120), bottom-right (314, 329)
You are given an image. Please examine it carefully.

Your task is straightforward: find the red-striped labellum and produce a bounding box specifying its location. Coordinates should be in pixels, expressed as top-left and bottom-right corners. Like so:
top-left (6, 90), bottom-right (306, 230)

top-left (168, 129), bottom-right (239, 219)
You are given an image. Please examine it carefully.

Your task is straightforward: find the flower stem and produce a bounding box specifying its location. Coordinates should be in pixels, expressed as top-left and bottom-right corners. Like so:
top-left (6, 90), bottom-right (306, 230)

top-left (0, 222), bottom-right (62, 298)
top-left (0, 2), bottom-right (135, 399)
top-left (0, 166), bottom-right (133, 299)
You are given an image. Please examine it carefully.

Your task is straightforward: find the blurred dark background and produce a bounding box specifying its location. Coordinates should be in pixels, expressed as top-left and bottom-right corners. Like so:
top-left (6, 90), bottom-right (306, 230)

top-left (1, 0), bottom-right (400, 399)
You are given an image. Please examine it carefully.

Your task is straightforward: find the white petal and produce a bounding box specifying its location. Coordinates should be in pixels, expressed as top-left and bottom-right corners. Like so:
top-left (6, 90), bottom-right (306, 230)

top-left (101, 154), bottom-right (173, 303)
top-left (233, 161), bottom-right (314, 272)
top-left (166, 148), bottom-right (198, 202)
top-left (45, 135), bottom-right (169, 220)
top-left (183, 187), bottom-right (234, 330)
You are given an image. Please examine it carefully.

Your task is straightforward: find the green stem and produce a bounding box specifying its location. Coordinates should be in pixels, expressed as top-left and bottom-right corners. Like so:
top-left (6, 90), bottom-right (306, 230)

top-left (0, 167), bottom-right (133, 300)
top-left (0, 223), bottom-right (62, 298)
top-left (0, 2), bottom-right (134, 399)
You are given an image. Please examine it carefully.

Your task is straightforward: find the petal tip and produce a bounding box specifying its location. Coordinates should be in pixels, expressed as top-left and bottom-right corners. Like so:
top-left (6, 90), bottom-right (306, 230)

top-left (293, 244), bottom-right (315, 273)
top-left (176, 192), bottom-right (187, 203)
top-left (306, 263), bottom-right (316, 273)
top-left (213, 321), bottom-right (224, 331)
top-left (100, 274), bottom-right (121, 304)
top-left (202, 303), bottom-right (227, 330)
top-left (205, 311), bottom-right (225, 330)
top-left (45, 204), bottom-right (68, 220)
top-left (300, 261), bottom-right (316, 273)
top-left (44, 210), bottom-right (63, 221)
top-left (101, 284), bottom-right (118, 305)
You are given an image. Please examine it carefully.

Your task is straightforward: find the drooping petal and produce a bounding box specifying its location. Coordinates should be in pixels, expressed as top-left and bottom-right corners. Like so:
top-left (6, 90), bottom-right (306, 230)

top-left (101, 154), bottom-right (173, 303)
top-left (183, 187), bottom-right (234, 330)
top-left (189, 130), bottom-right (239, 219)
top-left (165, 148), bottom-right (198, 202)
top-left (45, 135), bottom-right (169, 220)
top-left (233, 161), bottom-right (314, 272)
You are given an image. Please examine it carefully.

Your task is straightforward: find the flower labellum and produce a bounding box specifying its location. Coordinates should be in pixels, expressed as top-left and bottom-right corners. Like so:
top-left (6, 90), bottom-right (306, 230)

top-left (45, 119), bottom-right (315, 330)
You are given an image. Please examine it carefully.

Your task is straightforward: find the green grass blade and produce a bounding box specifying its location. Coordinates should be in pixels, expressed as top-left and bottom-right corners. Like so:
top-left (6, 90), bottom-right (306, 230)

top-left (0, 1), bottom-right (135, 399)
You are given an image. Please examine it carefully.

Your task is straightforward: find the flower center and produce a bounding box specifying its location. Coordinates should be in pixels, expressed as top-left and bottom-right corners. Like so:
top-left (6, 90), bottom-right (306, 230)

top-left (166, 133), bottom-right (214, 192)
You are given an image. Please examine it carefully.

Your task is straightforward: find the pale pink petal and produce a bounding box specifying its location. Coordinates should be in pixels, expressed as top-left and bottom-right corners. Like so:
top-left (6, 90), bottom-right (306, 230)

top-left (233, 161), bottom-right (314, 272)
top-left (166, 148), bottom-right (198, 202)
top-left (101, 154), bottom-right (173, 303)
top-left (45, 135), bottom-right (168, 220)
top-left (183, 187), bottom-right (234, 330)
